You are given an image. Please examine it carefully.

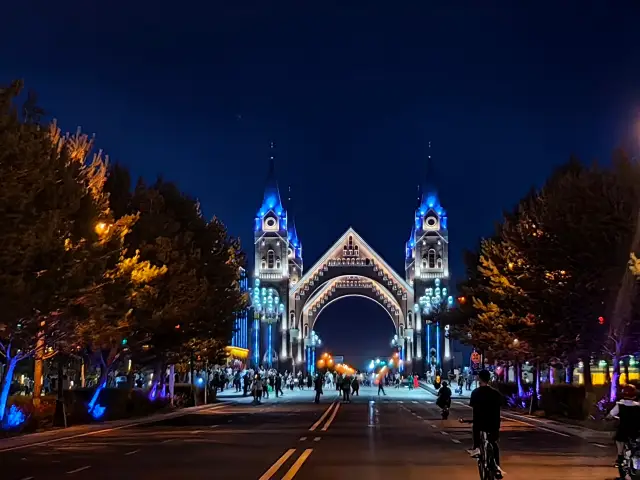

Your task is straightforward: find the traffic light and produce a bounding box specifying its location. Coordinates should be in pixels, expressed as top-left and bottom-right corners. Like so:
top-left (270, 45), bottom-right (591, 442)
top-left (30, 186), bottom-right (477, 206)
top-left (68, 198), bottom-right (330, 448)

top-left (598, 316), bottom-right (605, 325)
top-left (121, 338), bottom-right (128, 345)
top-left (175, 324), bottom-right (181, 330)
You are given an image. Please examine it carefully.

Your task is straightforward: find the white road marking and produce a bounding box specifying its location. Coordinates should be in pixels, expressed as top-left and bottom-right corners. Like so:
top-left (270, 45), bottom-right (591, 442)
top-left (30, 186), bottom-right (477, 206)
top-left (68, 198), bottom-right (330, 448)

top-left (19, 477), bottom-right (34, 480)
top-left (501, 415), bottom-right (571, 437)
top-left (441, 431), bottom-right (449, 436)
top-left (430, 424), bottom-right (437, 428)
top-left (161, 439), bottom-right (174, 443)
top-left (314, 437), bottom-right (321, 442)
top-left (0, 403), bottom-right (230, 453)
top-left (66, 465), bottom-right (91, 474)
top-left (124, 449), bottom-right (140, 456)
top-left (191, 430), bottom-right (203, 434)
top-left (451, 438), bottom-right (461, 444)
top-left (412, 401), bottom-right (418, 404)
top-left (593, 443), bottom-right (608, 448)
top-left (299, 437), bottom-right (307, 441)
top-left (209, 425), bottom-right (219, 429)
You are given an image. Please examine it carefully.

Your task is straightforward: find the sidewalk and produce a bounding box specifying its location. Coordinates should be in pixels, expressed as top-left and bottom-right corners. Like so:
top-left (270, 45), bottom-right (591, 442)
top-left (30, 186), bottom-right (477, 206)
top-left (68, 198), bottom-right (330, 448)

top-left (0, 401), bottom-right (228, 453)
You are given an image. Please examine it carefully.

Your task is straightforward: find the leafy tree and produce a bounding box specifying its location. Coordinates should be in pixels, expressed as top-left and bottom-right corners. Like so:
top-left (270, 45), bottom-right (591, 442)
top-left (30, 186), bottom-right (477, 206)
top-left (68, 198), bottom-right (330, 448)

top-left (0, 81), bottom-right (164, 421)
top-left (103, 172), bottom-right (247, 396)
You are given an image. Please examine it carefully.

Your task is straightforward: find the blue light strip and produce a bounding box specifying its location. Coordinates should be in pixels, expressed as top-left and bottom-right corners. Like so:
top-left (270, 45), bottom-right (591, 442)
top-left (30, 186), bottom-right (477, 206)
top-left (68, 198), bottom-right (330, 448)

top-left (436, 322), bottom-right (440, 368)
top-left (253, 319), bottom-right (260, 366)
top-left (268, 323), bottom-right (272, 368)
top-left (427, 323), bottom-right (431, 369)
top-left (312, 349), bottom-right (316, 374)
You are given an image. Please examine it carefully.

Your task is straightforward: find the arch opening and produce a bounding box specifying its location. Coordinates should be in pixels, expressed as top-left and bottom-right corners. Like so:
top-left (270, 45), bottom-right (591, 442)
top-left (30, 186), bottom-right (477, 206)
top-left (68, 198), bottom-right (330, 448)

top-left (312, 295), bottom-right (397, 370)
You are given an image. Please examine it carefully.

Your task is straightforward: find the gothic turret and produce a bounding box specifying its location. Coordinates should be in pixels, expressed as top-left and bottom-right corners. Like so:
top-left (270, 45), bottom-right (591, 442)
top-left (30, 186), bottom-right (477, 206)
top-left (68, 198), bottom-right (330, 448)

top-left (252, 146), bottom-right (289, 369)
top-left (286, 187), bottom-right (303, 286)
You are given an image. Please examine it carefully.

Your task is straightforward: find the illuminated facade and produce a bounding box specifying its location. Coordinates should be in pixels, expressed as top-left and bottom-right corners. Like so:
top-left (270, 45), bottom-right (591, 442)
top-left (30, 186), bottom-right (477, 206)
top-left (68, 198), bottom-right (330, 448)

top-left (231, 267), bottom-right (249, 350)
top-left (405, 154), bottom-right (453, 372)
top-left (251, 151), bottom-right (451, 374)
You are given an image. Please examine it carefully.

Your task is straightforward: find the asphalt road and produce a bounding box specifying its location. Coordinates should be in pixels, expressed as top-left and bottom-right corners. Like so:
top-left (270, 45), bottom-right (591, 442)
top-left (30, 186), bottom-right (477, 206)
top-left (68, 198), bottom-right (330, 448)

top-left (2, 386), bottom-right (620, 480)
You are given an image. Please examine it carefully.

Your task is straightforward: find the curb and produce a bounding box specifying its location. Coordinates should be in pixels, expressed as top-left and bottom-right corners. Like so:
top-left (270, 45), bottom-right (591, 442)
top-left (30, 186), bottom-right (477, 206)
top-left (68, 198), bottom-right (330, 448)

top-left (419, 381), bottom-right (470, 400)
top-left (500, 410), bottom-right (614, 442)
top-left (0, 401), bottom-right (229, 453)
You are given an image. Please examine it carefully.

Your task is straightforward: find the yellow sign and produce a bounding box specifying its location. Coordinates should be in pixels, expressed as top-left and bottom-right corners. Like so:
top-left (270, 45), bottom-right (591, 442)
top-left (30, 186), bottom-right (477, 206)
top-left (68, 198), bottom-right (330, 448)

top-left (225, 346), bottom-right (249, 359)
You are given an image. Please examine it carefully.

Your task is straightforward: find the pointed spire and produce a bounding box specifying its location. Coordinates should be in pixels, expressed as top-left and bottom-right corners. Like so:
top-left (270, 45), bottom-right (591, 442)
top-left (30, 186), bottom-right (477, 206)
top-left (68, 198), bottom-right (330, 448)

top-left (287, 185), bottom-right (301, 249)
top-left (260, 141), bottom-right (283, 213)
top-left (420, 140), bottom-right (440, 210)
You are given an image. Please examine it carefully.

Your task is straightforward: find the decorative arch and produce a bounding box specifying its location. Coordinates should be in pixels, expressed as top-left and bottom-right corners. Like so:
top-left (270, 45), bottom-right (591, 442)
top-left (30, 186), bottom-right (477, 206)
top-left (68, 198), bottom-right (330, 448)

top-left (288, 227), bottom-right (417, 368)
top-left (301, 275), bottom-right (405, 334)
top-left (310, 294), bottom-right (398, 330)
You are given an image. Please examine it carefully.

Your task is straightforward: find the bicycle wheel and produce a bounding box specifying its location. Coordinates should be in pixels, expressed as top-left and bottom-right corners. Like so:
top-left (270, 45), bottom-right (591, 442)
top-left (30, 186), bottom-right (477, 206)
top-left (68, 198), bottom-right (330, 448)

top-left (485, 444), bottom-right (497, 480)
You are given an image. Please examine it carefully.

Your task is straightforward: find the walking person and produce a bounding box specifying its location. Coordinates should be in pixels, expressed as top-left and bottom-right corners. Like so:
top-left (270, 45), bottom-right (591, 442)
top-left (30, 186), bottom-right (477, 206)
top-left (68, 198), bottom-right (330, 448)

top-left (377, 377), bottom-right (386, 396)
top-left (275, 373), bottom-right (284, 397)
top-left (253, 375), bottom-right (263, 404)
top-left (351, 374), bottom-right (360, 396)
top-left (314, 374), bottom-right (323, 404)
top-left (341, 374), bottom-right (351, 402)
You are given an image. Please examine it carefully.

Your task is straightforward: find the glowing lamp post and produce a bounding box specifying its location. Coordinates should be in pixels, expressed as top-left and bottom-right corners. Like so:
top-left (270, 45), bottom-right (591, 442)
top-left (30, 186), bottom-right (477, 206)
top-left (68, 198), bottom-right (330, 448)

top-left (307, 331), bottom-right (321, 374)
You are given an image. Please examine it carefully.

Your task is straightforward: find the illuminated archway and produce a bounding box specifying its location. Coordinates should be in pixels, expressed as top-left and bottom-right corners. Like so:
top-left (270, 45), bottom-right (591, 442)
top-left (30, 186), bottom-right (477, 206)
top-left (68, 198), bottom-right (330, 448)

top-left (288, 228), bottom-right (418, 368)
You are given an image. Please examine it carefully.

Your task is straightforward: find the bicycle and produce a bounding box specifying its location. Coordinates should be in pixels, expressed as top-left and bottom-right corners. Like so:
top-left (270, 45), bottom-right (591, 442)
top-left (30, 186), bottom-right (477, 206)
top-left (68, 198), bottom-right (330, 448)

top-left (459, 419), bottom-right (501, 480)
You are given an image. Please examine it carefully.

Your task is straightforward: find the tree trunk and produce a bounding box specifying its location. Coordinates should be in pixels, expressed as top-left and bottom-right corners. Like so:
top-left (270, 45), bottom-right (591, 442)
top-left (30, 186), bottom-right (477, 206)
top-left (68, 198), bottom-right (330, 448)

top-left (190, 352), bottom-right (196, 406)
top-left (33, 328), bottom-right (45, 402)
top-left (0, 356), bottom-right (18, 422)
top-left (582, 357), bottom-right (593, 392)
top-left (610, 340), bottom-right (623, 402)
top-left (624, 357), bottom-right (630, 385)
top-left (169, 365), bottom-right (175, 406)
top-left (566, 363), bottom-right (573, 384)
top-left (53, 356), bottom-right (66, 427)
top-left (516, 361), bottom-right (524, 397)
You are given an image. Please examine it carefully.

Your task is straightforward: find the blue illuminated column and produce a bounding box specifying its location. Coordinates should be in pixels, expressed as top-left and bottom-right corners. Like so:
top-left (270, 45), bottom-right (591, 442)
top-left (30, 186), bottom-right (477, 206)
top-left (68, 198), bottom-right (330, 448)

top-left (312, 349), bottom-right (316, 374)
top-left (436, 322), bottom-right (441, 369)
top-left (267, 324), bottom-right (273, 368)
top-left (253, 318), bottom-right (260, 367)
top-left (426, 323), bottom-right (431, 370)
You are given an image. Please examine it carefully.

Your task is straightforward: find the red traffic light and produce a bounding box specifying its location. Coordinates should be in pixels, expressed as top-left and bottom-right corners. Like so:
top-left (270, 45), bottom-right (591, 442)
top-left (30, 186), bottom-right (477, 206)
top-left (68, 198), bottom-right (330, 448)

top-left (175, 324), bottom-right (181, 329)
top-left (598, 316), bottom-right (605, 325)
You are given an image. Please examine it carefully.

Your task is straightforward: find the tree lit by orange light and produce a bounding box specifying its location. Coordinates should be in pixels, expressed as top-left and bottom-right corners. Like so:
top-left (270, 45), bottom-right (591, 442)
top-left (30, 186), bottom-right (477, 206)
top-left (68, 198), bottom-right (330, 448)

top-left (95, 221), bottom-right (110, 235)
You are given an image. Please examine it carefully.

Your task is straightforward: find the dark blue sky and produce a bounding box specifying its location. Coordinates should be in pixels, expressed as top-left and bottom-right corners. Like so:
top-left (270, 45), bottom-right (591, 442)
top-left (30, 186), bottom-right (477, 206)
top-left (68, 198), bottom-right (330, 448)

top-left (3, 2), bottom-right (640, 367)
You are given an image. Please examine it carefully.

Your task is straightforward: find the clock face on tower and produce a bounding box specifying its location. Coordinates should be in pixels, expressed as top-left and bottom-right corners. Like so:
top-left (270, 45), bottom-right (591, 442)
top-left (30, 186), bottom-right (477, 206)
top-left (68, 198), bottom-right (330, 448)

top-left (263, 215), bottom-right (278, 231)
top-left (424, 216), bottom-right (438, 229)
top-left (288, 248), bottom-right (293, 259)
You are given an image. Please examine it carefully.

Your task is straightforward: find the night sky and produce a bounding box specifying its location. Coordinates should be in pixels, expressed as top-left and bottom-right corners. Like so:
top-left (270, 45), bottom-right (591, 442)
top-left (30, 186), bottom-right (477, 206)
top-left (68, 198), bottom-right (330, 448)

top-left (3, 2), bottom-right (640, 369)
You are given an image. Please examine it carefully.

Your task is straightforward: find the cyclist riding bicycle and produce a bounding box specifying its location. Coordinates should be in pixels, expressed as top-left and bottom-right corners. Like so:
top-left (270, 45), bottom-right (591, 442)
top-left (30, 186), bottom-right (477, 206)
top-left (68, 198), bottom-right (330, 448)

top-left (436, 380), bottom-right (452, 410)
top-left (608, 384), bottom-right (640, 468)
top-left (466, 369), bottom-right (504, 479)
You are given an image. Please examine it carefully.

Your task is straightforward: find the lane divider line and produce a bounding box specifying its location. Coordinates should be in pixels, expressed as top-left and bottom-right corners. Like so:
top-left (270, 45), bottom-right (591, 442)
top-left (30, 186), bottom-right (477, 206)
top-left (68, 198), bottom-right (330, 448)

top-left (593, 443), bottom-right (608, 448)
top-left (66, 465), bottom-right (91, 474)
top-left (282, 449), bottom-right (313, 480)
top-left (441, 431), bottom-right (449, 436)
top-left (124, 449), bottom-right (140, 456)
top-left (314, 437), bottom-right (321, 442)
top-left (451, 438), bottom-right (461, 444)
top-left (258, 448), bottom-right (296, 480)
top-left (321, 403), bottom-right (341, 432)
top-left (309, 402), bottom-right (335, 432)
top-left (299, 437), bottom-right (307, 441)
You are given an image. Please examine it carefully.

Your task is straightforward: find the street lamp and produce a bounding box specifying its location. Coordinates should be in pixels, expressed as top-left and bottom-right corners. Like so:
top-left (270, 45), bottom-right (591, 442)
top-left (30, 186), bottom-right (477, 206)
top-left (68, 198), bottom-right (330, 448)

top-left (308, 331), bottom-right (322, 374)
